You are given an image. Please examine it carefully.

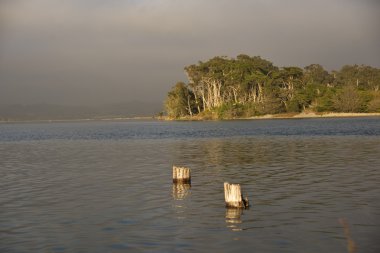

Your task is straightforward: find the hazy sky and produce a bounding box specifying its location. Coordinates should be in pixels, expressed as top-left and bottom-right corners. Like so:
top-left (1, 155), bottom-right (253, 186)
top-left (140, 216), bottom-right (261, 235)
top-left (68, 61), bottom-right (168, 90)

top-left (1, 0), bottom-right (379, 105)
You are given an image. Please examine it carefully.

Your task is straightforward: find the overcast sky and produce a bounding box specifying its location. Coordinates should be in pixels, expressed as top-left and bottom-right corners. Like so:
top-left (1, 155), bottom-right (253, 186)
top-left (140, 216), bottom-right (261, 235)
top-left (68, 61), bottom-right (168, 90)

top-left (0, 0), bottom-right (379, 106)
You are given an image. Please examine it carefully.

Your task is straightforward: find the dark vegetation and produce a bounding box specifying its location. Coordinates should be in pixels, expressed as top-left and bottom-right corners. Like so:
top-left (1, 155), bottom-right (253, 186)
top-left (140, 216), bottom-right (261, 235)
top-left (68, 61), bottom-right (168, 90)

top-left (165, 55), bottom-right (380, 119)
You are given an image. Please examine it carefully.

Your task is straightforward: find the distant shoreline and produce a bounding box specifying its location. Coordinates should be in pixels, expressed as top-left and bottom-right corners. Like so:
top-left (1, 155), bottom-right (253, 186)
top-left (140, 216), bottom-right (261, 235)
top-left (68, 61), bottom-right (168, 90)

top-left (1, 112), bottom-right (380, 123)
top-left (0, 116), bottom-right (155, 124)
top-left (160, 112), bottom-right (380, 121)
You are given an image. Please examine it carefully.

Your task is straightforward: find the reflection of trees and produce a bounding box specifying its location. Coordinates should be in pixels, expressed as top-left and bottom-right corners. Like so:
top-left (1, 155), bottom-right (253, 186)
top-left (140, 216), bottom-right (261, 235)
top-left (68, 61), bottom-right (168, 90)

top-left (169, 137), bottom-right (356, 194)
top-left (172, 138), bottom-right (288, 168)
top-left (171, 137), bottom-right (330, 169)
top-left (169, 137), bottom-right (316, 187)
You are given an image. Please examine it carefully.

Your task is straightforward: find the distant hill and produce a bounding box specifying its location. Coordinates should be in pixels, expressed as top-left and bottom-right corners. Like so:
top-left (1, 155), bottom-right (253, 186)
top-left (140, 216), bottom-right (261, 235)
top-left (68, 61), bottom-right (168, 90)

top-left (0, 102), bottom-right (163, 121)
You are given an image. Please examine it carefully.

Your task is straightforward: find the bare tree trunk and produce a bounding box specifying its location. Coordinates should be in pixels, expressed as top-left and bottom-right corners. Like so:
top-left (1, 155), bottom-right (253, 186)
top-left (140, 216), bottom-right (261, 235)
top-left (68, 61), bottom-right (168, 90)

top-left (251, 87), bottom-right (257, 103)
top-left (258, 83), bottom-right (263, 103)
top-left (187, 95), bottom-right (193, 116)
top-left (231, 87), bottom-right (238, 104)
top-left (213, 79), bottom-right (222, 107)
top-left (199, 87), bottom-right (206, 112)
top-left (212, 80), bottom-right (218, 107)
top-left (193, 88), bottom-right (201, 113)
top-left (207, 81), bottom-right (212, 109)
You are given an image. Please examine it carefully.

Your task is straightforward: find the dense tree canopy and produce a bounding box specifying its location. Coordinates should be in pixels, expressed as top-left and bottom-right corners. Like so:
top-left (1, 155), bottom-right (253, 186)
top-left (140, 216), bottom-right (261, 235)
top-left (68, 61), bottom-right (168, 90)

top-left (165, 55), bottom-right (380, 119)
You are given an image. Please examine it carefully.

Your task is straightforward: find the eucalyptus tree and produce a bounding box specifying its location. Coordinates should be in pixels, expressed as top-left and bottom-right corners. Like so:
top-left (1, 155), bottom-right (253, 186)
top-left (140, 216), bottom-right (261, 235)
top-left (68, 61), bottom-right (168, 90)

top-left (165, 54), bottom-right (380, 117)
top-left (334, 65), bottom-right (380, 91)
top-left (165, 82), bottom-right (195, 118)
top-left (303, 64), bottom-right (332, 85)
top-left (234, 54), bottom-right (278, 104)
top-left (277, 67), bottom-right (304, 110)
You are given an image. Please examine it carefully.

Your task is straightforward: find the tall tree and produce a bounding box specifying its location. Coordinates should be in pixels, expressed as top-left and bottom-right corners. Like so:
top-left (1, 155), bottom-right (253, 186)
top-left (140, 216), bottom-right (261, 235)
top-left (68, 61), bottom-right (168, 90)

top-left (165, 54), bottom-right (380, 118)
top-left (165, 82), bottom-right (195, 118)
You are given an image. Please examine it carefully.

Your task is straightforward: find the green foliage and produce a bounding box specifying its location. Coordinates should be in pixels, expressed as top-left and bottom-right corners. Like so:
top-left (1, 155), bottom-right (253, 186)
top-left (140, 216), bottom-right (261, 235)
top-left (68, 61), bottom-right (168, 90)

top-left (260, 97), bottom-right (285, 115)
top-left (215, 103), bottom-right (245, 119)
top-left (286, 83), bottom-right (320, 112)
top-left (304, 64), bottom-right (332, 85)
top-left (287, 99), bottom-right (302, 113)
top-left (165, 82), bottom-right (195, 118)
top-left (242, 103), bottom-right (260, 117)
top-left (314, 87), bottom-right (335, 112)
top-left (165, 55), bottom-right (380, 118)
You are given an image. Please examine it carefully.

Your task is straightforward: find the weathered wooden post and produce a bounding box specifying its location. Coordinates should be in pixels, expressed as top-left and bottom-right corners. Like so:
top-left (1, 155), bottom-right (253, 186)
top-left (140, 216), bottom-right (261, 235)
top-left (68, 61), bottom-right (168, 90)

top-left (224, 182), bottom-right (249, 208)
top-left (172, 166), bottom-right (191, 184)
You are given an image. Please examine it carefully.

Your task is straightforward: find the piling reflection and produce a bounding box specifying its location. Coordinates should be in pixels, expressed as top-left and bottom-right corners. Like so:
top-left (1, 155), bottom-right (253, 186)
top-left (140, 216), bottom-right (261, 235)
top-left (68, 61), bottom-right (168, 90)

top-left (172, 183), bottom-right (191, 200)
top-left (225, 208), bottom-right (243, 231)
top-left (172, 183), bottom-right (191, 220)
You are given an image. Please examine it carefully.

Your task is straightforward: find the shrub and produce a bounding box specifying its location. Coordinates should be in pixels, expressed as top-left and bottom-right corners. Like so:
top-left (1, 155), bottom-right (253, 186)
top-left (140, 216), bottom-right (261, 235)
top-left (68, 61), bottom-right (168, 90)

top-left (332, 86), bottom-right (366, 112)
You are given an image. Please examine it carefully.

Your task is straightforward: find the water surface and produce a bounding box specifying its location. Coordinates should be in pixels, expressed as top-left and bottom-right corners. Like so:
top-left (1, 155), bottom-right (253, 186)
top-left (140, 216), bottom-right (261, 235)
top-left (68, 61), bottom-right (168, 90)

top-left (1, 118), bottom-right (380, 252)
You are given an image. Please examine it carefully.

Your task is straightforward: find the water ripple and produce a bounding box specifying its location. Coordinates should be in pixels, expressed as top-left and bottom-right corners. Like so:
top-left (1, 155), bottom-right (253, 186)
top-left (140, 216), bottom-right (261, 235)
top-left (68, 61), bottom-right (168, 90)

top-left (1, 120), bottom-right (380, 252)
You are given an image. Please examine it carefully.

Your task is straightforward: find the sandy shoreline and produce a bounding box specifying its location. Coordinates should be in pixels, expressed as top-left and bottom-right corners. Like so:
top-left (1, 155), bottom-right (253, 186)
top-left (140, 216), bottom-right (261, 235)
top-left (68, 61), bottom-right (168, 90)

top-left (161, 112), bottom-right (380, 121)
top-left (250, 112), bottom-right (380, 120)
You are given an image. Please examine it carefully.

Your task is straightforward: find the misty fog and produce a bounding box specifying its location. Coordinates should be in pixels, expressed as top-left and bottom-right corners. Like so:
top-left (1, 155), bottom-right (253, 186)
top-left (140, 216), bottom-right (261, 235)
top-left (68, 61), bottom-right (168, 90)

top-left (1, 0), bottom-right (379, 109)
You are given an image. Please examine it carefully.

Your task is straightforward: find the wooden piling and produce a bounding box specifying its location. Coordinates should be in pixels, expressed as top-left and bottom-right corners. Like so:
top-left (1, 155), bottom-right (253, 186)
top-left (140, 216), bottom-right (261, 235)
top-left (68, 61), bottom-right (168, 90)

top-left (224, 182), bottom-right (249, 208)
top-left (173, 166), bottom-right (191, 184)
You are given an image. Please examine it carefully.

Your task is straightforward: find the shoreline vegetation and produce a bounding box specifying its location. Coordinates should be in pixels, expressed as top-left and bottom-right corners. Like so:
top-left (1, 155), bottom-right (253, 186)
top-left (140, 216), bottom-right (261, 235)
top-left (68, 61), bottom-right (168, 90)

top-left (164, 54), bottom-right (380, 120)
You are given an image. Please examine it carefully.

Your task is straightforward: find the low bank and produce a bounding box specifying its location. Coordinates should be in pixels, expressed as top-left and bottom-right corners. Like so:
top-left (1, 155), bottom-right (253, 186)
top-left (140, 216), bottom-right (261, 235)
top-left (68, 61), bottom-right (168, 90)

top-left (161, 112), bottom-right (380, 121)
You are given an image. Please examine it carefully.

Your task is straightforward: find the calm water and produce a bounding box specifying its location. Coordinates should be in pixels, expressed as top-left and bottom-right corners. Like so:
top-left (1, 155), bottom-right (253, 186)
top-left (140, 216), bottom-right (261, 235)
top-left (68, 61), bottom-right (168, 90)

top-left (1, 118), bottom-right (380, 253)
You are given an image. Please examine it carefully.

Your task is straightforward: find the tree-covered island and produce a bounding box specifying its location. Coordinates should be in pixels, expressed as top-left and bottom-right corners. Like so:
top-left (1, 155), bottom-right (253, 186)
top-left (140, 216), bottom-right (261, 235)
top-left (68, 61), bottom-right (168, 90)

top-left (164, 54), bottom-right (380, 119)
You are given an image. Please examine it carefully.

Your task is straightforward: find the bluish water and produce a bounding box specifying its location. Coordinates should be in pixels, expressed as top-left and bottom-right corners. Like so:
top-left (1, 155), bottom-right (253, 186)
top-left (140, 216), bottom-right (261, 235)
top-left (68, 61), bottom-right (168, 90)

top-left (1, 117), bottom-right (379, 142)
top-left (1, 118), bottom-right (380, 252)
